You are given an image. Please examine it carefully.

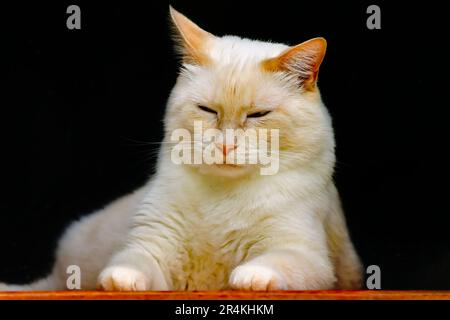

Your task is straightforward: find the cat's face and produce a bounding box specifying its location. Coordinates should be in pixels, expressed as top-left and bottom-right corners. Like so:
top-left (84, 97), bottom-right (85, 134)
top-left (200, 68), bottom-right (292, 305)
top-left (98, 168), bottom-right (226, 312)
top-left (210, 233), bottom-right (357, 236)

top-left (165, 8), bottom-right (334, 178)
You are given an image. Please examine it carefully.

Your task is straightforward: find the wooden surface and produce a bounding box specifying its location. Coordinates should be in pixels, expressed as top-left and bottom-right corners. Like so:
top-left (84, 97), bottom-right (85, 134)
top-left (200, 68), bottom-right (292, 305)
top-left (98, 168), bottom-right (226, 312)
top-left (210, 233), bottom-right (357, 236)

top-left (0, 290), bottom-right (449, 300)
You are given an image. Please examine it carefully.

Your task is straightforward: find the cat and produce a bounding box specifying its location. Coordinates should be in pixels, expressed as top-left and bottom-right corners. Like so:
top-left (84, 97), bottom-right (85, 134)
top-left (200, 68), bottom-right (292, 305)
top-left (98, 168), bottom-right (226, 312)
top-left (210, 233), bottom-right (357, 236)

top-left (0, 6), bottom-right (362, 291)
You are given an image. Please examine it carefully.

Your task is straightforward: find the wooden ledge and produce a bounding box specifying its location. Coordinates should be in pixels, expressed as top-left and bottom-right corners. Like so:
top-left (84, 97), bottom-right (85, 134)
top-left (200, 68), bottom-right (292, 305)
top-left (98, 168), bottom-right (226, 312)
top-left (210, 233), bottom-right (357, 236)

top-left (0, 290), bottom-right (449, 300)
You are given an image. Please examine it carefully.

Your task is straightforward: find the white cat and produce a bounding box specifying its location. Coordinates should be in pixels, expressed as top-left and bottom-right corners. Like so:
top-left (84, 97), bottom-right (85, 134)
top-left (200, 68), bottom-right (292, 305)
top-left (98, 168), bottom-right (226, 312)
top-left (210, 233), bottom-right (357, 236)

top-left (0, 7), bottom-right (362, 291)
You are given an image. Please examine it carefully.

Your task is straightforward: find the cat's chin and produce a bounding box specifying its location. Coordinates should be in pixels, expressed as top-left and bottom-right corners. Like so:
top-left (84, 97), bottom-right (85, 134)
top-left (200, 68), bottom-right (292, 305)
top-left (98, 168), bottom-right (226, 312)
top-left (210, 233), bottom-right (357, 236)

top-left (197, 164), bottom-right (256, 178)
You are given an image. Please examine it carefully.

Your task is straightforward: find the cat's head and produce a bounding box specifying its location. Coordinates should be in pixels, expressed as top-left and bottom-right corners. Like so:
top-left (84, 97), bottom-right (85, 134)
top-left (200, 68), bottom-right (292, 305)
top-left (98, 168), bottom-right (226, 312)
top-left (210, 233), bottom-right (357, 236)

top-left (164, 7), bottom-right (334, 178)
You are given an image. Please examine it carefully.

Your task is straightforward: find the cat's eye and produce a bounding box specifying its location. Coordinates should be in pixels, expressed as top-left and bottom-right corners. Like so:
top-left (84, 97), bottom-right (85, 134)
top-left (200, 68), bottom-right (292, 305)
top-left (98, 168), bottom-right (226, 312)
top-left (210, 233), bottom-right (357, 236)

top-left (198, 105), bottom-right (217, 115)
top-left (247, 110), bottom-right (271, 118)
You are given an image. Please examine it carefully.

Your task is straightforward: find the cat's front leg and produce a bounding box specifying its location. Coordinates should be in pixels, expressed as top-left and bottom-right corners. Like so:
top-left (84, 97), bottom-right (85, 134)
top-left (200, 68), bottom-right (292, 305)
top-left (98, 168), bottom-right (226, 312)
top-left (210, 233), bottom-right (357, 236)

top-left (97, 248), bottom-right (170, 291)
top-left (229, 249), bottom-right (336, 290)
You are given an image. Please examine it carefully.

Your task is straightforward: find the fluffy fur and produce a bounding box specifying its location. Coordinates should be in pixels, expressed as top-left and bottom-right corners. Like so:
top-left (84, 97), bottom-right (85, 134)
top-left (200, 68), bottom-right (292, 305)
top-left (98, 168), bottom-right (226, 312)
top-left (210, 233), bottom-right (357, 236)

top-left (0, 7), bottom-right (362, 291)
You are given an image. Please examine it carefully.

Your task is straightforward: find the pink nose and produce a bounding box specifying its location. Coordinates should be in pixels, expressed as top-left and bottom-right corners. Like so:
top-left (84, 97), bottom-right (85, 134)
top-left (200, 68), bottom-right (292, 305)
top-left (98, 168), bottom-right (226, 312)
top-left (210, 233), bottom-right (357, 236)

top-left (217, 143), bottom-right (237, 156)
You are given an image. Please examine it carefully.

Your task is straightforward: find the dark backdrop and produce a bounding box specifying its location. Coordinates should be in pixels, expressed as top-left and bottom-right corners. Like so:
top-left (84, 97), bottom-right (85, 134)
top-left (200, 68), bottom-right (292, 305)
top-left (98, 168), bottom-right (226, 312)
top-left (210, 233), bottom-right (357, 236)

top-left (2, 1), bottom-right (448, 289)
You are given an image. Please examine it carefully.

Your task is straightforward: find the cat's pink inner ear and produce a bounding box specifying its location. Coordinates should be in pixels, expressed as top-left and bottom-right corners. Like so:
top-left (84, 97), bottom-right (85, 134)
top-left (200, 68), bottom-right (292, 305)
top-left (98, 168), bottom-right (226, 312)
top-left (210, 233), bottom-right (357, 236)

top-left (262, 37), bottom-right (327, 91)
top-left (169, 6), bottom-right (215, 65)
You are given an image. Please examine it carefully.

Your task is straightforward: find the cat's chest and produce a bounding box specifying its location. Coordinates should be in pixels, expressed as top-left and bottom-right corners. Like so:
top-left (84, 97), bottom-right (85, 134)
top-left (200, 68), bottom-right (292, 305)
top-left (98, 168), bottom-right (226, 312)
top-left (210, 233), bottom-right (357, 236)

top-left (161, 181), bottom-right (292, 289)
top-left (166, 201), bottom-right (272, 290)
top-left (168, 221), bottom-right (235, 290)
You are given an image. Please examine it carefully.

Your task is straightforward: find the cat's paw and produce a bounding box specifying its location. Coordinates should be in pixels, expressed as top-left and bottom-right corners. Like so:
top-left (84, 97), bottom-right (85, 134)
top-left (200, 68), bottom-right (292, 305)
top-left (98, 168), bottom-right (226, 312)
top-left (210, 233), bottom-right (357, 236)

top-left (229, 265), bottom-right (288, 291)
top-left (97, 266), bottom-right (150, 291)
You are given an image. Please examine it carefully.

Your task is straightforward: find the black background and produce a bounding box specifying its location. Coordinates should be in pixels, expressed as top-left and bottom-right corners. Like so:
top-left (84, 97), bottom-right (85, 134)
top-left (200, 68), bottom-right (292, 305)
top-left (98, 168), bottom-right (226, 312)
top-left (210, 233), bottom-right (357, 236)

top-left (1, 1), bottom-right (449, 289)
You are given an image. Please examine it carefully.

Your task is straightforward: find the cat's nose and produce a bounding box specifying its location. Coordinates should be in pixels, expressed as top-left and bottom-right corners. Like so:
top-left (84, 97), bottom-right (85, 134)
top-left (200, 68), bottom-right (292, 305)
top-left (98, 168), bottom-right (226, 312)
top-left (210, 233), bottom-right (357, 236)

top-left (217, 143), bottom-right (237, 156)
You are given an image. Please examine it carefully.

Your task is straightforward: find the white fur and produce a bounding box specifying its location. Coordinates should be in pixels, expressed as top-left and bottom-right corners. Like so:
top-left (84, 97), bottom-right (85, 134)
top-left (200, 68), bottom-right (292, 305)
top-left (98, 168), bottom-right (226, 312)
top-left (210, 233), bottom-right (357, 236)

top-left (0, 26), bottom-right (362, 292)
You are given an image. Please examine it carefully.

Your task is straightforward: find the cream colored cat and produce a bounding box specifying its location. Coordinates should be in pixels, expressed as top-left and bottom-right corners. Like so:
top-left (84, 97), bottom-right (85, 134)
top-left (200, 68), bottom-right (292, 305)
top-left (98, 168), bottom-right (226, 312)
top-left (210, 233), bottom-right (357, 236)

top-left (0, 7), bottom-right (362, 291)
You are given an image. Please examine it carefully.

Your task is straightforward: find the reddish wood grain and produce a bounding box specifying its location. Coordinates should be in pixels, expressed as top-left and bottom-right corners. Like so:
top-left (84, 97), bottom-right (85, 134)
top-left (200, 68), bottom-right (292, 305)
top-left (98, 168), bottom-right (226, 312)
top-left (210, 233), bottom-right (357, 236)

top-left (0, 290), bottom-right (449, 300)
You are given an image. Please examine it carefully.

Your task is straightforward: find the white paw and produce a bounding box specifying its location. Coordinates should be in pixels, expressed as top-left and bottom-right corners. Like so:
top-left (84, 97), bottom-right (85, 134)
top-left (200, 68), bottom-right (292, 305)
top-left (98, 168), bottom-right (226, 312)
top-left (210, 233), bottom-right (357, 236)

top-left (229, 265), bottom-right (288, 291)
top-left (97, 266), bottom-right (150, 291)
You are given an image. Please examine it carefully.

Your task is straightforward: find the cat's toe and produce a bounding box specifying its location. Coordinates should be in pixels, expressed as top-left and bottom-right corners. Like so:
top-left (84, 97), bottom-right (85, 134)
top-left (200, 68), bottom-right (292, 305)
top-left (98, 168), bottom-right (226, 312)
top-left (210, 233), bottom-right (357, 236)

top-left (97, 266), bottom-right (149, 291)
top-left (229, 265), bottom-right (287, 291)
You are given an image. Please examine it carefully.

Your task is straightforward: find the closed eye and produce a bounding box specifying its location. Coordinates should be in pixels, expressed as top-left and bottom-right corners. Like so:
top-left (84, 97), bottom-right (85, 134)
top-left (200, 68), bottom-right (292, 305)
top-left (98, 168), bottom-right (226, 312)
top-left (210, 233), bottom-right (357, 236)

top-left (247, 110), bottom-right (271, 118)
top-left (198, 105), bottom-right (217, 114)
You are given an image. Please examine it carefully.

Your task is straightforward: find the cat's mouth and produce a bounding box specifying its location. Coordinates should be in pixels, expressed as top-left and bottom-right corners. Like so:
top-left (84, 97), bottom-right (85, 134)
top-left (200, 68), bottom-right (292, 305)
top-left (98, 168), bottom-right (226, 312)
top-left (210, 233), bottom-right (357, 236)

top-left (213, 163), bottom-right (246, 169)
top-left (197, 163), bottom-right (254, 178)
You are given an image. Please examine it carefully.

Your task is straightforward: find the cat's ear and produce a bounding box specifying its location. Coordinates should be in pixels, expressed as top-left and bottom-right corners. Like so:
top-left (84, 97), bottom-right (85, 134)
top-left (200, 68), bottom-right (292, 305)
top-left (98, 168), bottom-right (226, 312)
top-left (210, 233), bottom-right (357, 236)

top-left (169, 6), bottom-right (215, 65)
top-left (262, 37), bottom-right (327, 91)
